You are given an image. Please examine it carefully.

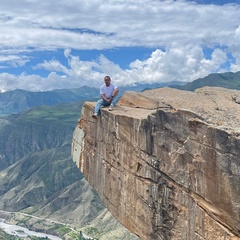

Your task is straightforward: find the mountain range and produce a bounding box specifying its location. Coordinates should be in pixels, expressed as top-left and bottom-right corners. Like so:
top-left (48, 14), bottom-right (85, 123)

top-left (0, 81), bottom-right (182, 116)
top-left (170, 71), bottom-right (240, 91)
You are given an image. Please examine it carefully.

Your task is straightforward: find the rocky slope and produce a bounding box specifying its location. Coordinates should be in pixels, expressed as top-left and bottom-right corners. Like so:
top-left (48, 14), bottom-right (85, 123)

top-left (0, 101), bottom-right (138, 239)
top-left (72, 87), bottom-right (240, 240)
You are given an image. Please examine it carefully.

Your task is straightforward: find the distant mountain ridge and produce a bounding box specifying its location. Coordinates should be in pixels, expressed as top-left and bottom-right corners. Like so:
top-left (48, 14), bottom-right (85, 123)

top-left (0, 81), bottom-right (182, 116)
top-left (170, 71), bottom-right (240, 91)
top-left (0, 86), bottom-right (99, 116)
top-left (1, 71), bottom-right (240, 116)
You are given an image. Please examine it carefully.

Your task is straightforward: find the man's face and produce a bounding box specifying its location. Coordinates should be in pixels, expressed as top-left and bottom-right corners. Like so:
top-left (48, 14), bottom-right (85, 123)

top-left (104, 77), bottom-right (111, 86)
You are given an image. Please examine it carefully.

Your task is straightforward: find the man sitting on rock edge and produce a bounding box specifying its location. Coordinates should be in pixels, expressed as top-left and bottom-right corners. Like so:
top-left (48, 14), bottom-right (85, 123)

top-left (92, 75), bottom-right (119, 119)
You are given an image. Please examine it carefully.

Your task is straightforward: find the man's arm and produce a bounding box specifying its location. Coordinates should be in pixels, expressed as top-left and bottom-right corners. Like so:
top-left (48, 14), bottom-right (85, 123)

top-left (111, 88), bottom-right (119, 98)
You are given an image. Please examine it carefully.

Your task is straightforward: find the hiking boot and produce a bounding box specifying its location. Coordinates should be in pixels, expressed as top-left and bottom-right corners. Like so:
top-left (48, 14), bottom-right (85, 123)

top-left (92, 113), bottom-right (98, 119)
top-left (108, 105), bottom-right (115, 111)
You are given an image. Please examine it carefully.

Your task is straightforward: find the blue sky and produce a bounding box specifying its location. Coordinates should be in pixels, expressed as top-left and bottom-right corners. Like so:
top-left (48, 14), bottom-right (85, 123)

top-left (0, 0), bottom-right (240, 91)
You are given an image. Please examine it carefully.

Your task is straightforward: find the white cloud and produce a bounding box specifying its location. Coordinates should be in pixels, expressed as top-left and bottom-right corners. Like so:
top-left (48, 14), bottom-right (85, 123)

top-left (35, 59), bottom-right (70, 75)
top-left (0, 54), bottom-right (29, 68)
top-left (0, 0), bottom-right (240, 90)
top-left (0, 72), bottom-right (38, 91)
top-left (1, 0), bottom-right (240, 49)
top-left (125, 46), bottom-right (226, 84)
top-left (0, 46), bottom-right (231, 91)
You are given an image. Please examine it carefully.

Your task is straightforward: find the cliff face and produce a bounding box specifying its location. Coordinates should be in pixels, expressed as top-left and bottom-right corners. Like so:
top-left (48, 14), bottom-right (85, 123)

top-left (72, 87), bottom-right (240, 240)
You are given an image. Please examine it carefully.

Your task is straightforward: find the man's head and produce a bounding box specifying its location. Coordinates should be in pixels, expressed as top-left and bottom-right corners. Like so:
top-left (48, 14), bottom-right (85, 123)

top-left (104, 76), bottom-right (111, 86)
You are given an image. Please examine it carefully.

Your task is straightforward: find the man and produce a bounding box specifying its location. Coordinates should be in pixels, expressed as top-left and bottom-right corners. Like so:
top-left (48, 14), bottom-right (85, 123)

top-left (92, 76), bottom-right (119, 119)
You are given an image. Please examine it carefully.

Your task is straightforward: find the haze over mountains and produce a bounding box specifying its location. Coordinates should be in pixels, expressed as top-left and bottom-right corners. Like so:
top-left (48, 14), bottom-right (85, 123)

top-left (0, 71), bottom-right (239, 239)
top-left (0, 82), bottom-right (181, 116)
top-left (1, 71), bottom-right (240, 116)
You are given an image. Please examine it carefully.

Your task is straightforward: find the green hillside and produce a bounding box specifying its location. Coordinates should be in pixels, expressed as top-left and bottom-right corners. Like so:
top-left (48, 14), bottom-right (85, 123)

top-left (0, 102), bottom-right (83, 170)
top-left (170, 71), bottom-right (240, 91)
top-left (0, 101), bottom-right (84, 209)
top-left (0, 86), bottom-right (99, 116)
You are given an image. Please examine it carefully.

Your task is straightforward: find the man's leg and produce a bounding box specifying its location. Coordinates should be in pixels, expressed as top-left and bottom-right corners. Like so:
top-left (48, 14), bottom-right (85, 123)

top-left (94, 99), bottom-right (104, 115)
top-left (111, 97), bottom-right (118, 106)
top-left (93, 99), bottom-right (109, 118)
top-left (108, 96), bottom-right (118, 111)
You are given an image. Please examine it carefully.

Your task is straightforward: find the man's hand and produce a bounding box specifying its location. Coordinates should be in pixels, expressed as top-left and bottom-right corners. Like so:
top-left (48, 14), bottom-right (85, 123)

top-left (106, 96), bottom-right (114, 103)
top-left (101, 94), bottom-right (114, 103)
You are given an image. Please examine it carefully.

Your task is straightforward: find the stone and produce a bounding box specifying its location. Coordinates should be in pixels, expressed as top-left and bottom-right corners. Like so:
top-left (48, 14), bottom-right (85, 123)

top-left (232, 93), bottom-right (240, 104)
top-left (72, 87), bottom-right (240, 240)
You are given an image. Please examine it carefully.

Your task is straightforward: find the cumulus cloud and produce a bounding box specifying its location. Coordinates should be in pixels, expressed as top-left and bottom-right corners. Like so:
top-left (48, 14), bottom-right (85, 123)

top-left (126, 46), bottom-right (229, 84)
top-left (35, 59), bottom-right (70, 75)
top-left (0, 0), bottom-right (240, 91)
top-left (0, 46), bottom-right (231, 91)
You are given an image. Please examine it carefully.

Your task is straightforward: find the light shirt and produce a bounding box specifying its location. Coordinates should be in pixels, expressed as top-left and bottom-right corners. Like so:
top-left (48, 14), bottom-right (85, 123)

top-left (100, 83), bottom-right (117, 99)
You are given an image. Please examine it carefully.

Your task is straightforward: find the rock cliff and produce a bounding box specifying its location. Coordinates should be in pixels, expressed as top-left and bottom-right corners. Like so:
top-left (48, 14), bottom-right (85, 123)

top-left (72, 87), bottom-right (240, 240)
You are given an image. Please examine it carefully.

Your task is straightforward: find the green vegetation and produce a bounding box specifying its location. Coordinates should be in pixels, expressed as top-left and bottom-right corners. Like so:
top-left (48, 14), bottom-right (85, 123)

top-left (68, 230), bottom-right (92, 240)
top-left (54, 224), bottom-right (71, 235)
top-left (78, 231), bottom-right (91, 240)
top-left (21, 101), bottom-right (82, 125)
top-left (0, 228), bottom-right (21, 240)
top-left (16, 219), bottom-right (28, 227)
top-left (85, 226), bottom-right (102, 238)
top-left (170, 71), bottom-right (240, 91)
top-left (0, 86), bottom-right (99, 116)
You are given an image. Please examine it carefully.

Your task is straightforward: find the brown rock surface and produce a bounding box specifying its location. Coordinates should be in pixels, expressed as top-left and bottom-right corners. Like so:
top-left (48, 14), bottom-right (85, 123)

top-left (72, 87), bottom-right (240, 240)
